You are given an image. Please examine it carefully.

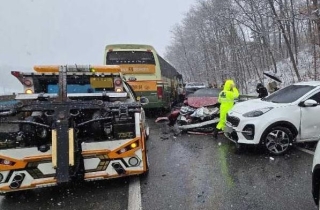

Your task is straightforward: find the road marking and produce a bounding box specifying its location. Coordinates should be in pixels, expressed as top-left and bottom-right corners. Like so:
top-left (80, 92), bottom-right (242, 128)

top-left (295, 146), bottom-right (315, 155)
top-left (128, 176), bottom-right (142, 210)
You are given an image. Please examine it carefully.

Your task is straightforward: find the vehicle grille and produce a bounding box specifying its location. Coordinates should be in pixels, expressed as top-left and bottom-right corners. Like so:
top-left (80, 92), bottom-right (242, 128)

top-left (227, 114), bottom-right (240, 127)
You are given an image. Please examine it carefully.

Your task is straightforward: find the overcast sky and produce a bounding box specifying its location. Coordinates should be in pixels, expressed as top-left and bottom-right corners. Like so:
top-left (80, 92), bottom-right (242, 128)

top-left (0, 0), bottom-right (195, 67)
top-left (0, 0), bottom-right (195, 93)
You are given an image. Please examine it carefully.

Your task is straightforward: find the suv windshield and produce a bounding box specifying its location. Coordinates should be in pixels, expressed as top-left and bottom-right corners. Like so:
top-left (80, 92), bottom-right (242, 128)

top-left (262, 85), bottom-right (315, 103)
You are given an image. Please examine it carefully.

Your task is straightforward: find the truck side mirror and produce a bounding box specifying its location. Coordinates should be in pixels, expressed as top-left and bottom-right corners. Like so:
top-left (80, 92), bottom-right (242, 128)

top-left (140, 97), bottom-right (149, 105)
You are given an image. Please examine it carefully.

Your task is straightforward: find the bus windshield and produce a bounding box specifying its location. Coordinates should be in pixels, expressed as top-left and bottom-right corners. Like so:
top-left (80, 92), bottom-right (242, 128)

top-left (106, 51), bottom-right (155, 65)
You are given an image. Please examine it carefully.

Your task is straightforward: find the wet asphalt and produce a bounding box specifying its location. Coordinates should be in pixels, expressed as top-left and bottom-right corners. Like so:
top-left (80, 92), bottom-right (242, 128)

top-left (0, 178), bottom-right (129, 210)
top-left (0, 118), bottom-right (318, 210)
top-left (142, 119), bottom-right (317, 210)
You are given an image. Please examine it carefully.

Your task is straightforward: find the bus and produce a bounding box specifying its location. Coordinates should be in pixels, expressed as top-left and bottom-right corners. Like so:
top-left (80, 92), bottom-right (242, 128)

top-left (104, 44), bottom-right (182, 110)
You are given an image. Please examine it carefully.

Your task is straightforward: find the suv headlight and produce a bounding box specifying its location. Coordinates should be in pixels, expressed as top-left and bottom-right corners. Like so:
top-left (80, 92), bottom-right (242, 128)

top-left (243, 107), bottom-right (273, 117)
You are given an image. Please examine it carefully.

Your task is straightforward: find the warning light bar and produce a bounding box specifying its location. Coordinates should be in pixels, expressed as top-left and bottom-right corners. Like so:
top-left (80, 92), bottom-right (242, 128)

top-left (33, 65), bottom-right (121, 73)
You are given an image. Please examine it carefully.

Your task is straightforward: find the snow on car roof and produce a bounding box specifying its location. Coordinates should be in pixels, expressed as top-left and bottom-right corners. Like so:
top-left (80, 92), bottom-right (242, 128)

top-left (186, 82), bottom-right (206, 86)
top-left (293, 81), bottom-right (320, 86)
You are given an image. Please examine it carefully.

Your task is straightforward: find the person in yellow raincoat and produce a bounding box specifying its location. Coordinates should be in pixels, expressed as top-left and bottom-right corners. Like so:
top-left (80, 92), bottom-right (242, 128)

top-left (213, 79), bottom-right (239, 139)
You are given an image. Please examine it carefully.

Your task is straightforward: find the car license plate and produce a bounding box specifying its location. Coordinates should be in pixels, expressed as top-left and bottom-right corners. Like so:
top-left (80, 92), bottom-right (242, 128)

top-left (90, 77), bottom-right (114, 88)
top-left (224, 125), bottom-right (233, 133)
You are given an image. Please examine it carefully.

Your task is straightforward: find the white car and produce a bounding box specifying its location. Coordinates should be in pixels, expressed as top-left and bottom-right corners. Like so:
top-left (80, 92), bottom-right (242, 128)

top-left (312, 142), bottom-right (320, 208)
top-left (224, 81), bottom-right (320, 155)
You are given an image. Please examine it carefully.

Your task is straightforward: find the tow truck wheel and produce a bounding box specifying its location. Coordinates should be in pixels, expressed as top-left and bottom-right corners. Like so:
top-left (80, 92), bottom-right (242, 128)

top-left (318, 188), bottom-right (320, 210)
top-left (318, 189), bottom-right (320, 210)
top-left (145, 126), bottom-right (150, 141)
top-left (141, 144), bottom-right (149, 178)
top-left (262, 126), bottom-right (293, 156)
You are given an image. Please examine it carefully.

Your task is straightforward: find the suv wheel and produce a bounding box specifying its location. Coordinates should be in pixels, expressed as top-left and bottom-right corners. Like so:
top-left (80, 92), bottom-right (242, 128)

top-left (262, 126), bottom-right (293, 155)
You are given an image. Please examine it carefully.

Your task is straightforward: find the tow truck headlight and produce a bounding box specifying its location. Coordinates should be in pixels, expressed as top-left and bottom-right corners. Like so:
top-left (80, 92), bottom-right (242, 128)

top-left (114, 78), bottom-right (123, 92)
top-left (0, 159), bottom-right (15, 166)
top-left (128, 157), bottom-right (139, 166)
top-left (119, 148), bottom-right (127, 153)
top-left (115, 88), bottom-right (122, 92)
top-left (23, 79), bottom-right (32, 87)
top-left (130, 143), bottom-right (137, 149)
top-left (25, 89), bottom-right (33, 94)
top-left (116, 141), bottom-right (139, 154)
top-left (242, 107), bottom-right (273, 117)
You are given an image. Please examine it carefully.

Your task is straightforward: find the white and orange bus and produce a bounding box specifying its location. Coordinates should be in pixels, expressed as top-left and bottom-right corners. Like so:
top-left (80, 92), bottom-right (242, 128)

top-left (104, 44), bottom-right (183, 110)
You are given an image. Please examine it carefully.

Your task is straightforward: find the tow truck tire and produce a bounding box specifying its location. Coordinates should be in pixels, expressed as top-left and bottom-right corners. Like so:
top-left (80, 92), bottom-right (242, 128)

top-left (145, 126), bottom-right (150, 141)
top-left (319, 188), bottom-right (320, 210)
top-left (142, 137), bottom-right (149, 176)
top-left (141, 151), bottom-right (149, 178)
top-left (318, 189), bottom-right (320, 210)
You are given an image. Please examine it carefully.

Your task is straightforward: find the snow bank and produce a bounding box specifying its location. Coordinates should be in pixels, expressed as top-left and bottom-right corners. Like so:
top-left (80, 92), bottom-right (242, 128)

top-left (244, 45), bottom-right (319, 95)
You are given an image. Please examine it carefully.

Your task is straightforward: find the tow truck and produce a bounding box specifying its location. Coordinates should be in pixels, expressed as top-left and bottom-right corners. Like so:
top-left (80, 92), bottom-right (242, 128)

top-left (0, 64), bottom-right (150, 194)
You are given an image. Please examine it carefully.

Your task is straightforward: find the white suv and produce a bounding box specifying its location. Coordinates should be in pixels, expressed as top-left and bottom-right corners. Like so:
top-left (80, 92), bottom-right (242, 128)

top-left (224, 81), bottom-right (320, 155)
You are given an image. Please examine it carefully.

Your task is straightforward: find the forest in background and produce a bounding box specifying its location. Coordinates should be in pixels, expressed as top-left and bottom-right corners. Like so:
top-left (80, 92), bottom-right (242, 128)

top-left (165, 0), bottom-right (320, 93)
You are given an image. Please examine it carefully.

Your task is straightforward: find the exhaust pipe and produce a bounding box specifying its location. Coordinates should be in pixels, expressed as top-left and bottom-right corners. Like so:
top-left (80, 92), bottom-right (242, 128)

top-left (112, 163), bottom-right (126, 175)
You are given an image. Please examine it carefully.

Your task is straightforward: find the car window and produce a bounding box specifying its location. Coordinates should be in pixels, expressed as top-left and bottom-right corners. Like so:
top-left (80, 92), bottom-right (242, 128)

top-left (262, 85), bottom-right (315, 103)
top-left (309, 91), bottom-right (320, 103)
top-left (192, 88), bottom-right (221, 97)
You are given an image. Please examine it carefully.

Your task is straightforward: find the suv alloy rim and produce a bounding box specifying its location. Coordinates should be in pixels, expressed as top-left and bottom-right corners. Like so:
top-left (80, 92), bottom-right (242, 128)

top-left (265, 130), bottom-right (290, 154)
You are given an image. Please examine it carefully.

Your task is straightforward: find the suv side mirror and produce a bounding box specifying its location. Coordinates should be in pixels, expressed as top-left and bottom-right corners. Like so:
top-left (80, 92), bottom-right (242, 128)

top-left (301, 99), bottom-right (318, 107)
top-left (140, 97), bottom-right (149, 105)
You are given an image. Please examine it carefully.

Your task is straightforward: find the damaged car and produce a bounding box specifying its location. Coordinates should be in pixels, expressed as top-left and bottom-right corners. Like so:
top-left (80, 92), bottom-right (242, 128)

top-left (156, 88), bottom-right (220, 134)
